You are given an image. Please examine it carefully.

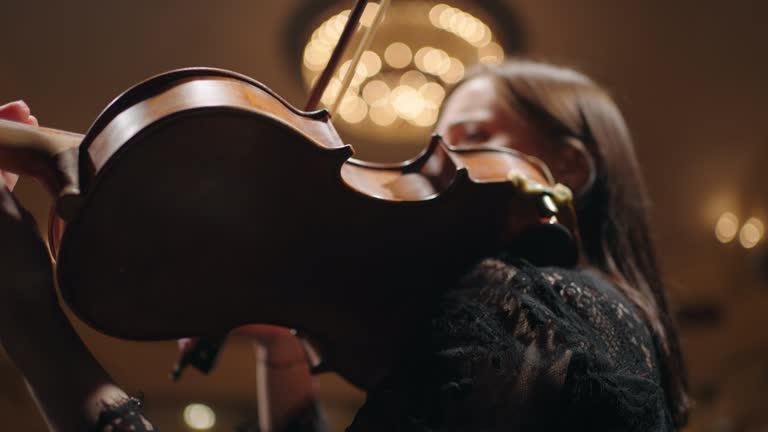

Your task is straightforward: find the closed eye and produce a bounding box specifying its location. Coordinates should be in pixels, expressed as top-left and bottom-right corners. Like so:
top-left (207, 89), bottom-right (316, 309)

top-left (456, 123), bottom-right (492, 145)
top-left (463, 130), bottom-right (490, 143)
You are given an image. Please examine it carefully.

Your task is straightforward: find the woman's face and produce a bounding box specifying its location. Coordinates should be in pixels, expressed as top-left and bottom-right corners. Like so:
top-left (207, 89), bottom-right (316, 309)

top-left (436, 76), bottom-right (594, 195)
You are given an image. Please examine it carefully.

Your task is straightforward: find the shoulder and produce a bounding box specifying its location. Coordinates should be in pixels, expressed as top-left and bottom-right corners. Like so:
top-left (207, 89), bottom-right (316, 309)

top-left (468, 259), bottom-right (661, 377)
top-left (348, 258), bottom-right (675, 431)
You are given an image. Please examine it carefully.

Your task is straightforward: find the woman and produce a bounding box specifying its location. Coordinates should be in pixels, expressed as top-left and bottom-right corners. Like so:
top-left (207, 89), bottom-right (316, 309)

top-left (345, 60), bottom-right (690, 431)
top-left (0, 59), bottom-right (689, 431)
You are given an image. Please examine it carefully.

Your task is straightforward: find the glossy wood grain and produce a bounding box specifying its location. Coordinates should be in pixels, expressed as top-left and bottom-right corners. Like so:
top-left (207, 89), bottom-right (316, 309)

top-left (0, 68), bottom-right (579, 362)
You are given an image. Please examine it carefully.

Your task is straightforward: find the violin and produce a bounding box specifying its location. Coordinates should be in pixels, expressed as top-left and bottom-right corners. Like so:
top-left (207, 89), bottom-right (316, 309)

top-left (0, 0), bottom-right (579, 357)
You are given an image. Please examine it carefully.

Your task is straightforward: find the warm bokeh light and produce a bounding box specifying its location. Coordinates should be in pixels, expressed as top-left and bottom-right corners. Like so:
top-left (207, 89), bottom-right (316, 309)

top-left (479, 42), bottom-right (504, 64)
top-left (428, 4), bottom-right (447, 25)
top-left (422, 48), bottom-right (450, 75)
top-left (183, 403), bottom-right (216, 430)
top-left (339, 95), bottom-right (368, 124)
top-left (430, 3), bottom-right (492, 47)
top-left (391, 85), bottom-right (425, 120)
top-left (419, 82), bottom-right (446, 108)
top-left (301, 1), bottom-right (506, 130)
top-left (369, 103), bottom-right (398, 126)
top-left (400, 70), bottom-right (428, 88)
top-left (715, 212), bottom-right (739, 243)
top-left (739, 217), bottom-right (764, 249)
top-left (338, 60), bottom-right (368, 86)
top-left (384, 42), bottom-right (412, 68)
top-left (438, 6), bottom-right (456, 29)
top-left (360, 2), bottom-right (380, 27)
top-left (413, 46), bottom-right (431, 73)
top-left (320, 77), bottom-right (342, 106)
top-left (441, 57), bottom-right (465, 84)
top-left (362, 80), bottom-right (390, 106)
top-left (411, 106), bottom-right (439, 127)
top-left (360, 51), bottom-right (382, 77)
top-left (303, 41), bottom-right (332, 71)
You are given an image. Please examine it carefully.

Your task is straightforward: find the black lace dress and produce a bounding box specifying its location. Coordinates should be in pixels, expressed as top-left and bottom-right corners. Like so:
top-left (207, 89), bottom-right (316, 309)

top-left (90, 258), bottom-right (673, 432)
top-left (347, 258), bottom-right (674, 432)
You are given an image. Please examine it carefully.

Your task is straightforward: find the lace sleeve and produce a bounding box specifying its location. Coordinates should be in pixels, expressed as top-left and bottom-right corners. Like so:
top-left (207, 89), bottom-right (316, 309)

top-left (88, 397), bottom-right (157, 432)
top-left (348, 257), bottom-right (674, 431)
top-left (347, 264), bottom-right (574, 431)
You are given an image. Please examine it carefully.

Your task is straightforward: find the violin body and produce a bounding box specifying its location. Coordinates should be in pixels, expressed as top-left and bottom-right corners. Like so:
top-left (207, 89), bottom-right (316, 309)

top-left (1, 68), bottom-right (577, 347)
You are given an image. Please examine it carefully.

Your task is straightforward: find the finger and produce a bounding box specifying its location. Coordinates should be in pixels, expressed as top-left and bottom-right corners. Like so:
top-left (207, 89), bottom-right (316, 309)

top-left (232, 324), bottom-right (296, 339)
top-left (177, 338), bottom-right (199, 353)
top-left (0, 175), bottom-right (23, 222)
top-left (0, 101), bottom-right (34, 192)
top-left (1, 170), bottom-right (20, 192)
top-left (0, 100), bottom-right (32, 123)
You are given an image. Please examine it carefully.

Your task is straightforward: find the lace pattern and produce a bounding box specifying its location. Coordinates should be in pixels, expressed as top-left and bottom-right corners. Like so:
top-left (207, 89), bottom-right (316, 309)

top-left (89, 397), bottom-right (156, 432)
top-left (348, 258), bottom-right (674, 431)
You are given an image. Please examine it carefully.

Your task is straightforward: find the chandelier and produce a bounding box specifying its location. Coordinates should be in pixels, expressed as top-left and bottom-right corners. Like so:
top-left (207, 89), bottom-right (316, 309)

top-left (291, 1), bottom-right (524, 160)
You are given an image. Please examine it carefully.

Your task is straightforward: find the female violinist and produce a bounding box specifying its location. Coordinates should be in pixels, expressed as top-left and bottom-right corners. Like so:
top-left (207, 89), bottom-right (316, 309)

top-left (0, 58), bottom-right (690, 431)
top-left (344, 59), bottom-right (691, 431)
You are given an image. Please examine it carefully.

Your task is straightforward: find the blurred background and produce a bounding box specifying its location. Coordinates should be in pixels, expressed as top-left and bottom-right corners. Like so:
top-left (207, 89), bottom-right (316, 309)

top-left (1, 0), bottom-right (767, 431)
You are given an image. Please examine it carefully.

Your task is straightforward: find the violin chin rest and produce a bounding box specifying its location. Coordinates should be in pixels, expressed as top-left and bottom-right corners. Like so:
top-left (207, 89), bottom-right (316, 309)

top-left (506, 223), bottom-right (578, 268)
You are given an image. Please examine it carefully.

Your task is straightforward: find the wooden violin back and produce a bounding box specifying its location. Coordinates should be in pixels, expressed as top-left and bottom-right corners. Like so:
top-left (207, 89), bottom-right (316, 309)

top-left (53, 68), bottom-right (577, 347)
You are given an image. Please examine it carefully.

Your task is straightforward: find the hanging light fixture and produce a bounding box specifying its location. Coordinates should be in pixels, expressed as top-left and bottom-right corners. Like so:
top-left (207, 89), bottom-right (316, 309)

top-left (287, 0), bottom-right (524, 160)
top-left (302, 2), bottom-right (506, 128)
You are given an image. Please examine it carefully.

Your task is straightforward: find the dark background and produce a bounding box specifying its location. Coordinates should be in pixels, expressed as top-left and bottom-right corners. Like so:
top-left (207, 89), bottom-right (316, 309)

top-left (1, 1), bottom-right (767, 431)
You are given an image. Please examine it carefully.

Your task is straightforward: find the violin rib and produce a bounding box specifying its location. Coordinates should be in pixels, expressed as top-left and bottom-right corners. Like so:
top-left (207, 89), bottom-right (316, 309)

top-left (41, 68), bottom-right (579, 346)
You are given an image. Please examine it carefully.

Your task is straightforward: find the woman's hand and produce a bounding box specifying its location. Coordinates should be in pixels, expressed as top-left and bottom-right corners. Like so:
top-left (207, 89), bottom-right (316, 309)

top-left (0, 101), bottom-right (54, 313)
top-left (0, 175), bottom-right (54, 305)
top-left (0, 99), bottom-right (60, 388)
top-left (0, 100), bottom-right (39, 191)
top-left (177, 325), bottom-right (321, 432)
top-left (0, 101), bottom-right (154, 432)
top-left (233, 325), bottom-right (311, 364)
top-left (177, 325), bottom-right (311, 369)
top-left (0, 101), bottom-right (55, 298)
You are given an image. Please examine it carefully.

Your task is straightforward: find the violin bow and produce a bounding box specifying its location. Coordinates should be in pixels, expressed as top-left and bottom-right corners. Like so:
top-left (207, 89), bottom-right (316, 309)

top-left (330, 0), bottom-right (391, 116)
top-left (304, 0), bottom-right (392, 113)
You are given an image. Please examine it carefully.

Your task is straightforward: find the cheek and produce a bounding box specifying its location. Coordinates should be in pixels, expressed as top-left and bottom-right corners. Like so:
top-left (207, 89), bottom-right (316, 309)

top-left (560, 171), bottom-right (586, 192)
top-left (557, 153), bottom-right (594, 194)
top-left (491, 129), bottom-right (539, 153)
top-left (488, 134), bottom-right (515, 149)
top-left (499, 126), bottom-right (548, 156)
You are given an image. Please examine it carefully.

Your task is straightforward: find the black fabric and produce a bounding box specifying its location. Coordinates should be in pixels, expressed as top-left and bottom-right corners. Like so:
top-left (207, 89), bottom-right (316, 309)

top-left (347, 258), bottom-right (674, 432)
top-left (228, 399), bottom-right (328, 432)
top-left (89, 397), bottom-right (157, 432)
top-left (283, 400), bottom-right (329, 432)
top-left (84, 259), bottom-right (672, 432)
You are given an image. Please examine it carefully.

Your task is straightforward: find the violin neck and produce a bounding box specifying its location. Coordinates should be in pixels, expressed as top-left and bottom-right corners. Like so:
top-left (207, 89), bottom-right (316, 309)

top-left (0, 119), bottom-right (81, 172)
top-left (0, 119), bottom-right (83, 210)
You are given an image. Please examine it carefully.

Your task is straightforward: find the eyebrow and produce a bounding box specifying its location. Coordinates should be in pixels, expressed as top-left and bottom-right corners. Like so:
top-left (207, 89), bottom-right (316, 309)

top-left (439, 110), bottom-right (496, 131)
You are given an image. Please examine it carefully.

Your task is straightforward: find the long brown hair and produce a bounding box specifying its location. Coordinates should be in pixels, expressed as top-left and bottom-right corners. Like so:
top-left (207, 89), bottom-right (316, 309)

top-left (453, 60), bottom-right (690, 426)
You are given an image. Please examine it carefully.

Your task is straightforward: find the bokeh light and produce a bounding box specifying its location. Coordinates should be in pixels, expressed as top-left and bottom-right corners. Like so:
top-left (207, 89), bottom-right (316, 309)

top-left (739, 217), bottom-right (764, 249)
top-left (183, 403), bottom-right (216, 431)
top-left (301, 1), bottom-right (507, 130)
top-left (384, 42), bottom-right (412, 68)
top-left (715, 212), bottom-right (739, 243)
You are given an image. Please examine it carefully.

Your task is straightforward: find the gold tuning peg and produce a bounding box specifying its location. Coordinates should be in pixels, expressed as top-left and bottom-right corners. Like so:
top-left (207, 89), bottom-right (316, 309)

top-left (552, 183), bottom-right (573, 205)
